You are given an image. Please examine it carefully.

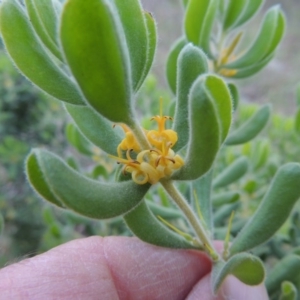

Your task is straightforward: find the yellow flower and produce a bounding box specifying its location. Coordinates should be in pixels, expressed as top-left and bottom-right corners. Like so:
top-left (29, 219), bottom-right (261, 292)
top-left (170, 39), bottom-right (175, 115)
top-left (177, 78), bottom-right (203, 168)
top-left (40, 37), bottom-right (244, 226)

top-left (111, 98), bottom-right (184, 185)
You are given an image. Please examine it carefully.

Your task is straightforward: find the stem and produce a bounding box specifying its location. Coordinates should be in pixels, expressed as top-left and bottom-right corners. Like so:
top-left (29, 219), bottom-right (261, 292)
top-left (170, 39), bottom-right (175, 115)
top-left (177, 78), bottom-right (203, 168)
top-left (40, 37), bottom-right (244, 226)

top-left (129, 121), bottom-right (151, 150)
top-left (160, 178), bottom-right (219, 261)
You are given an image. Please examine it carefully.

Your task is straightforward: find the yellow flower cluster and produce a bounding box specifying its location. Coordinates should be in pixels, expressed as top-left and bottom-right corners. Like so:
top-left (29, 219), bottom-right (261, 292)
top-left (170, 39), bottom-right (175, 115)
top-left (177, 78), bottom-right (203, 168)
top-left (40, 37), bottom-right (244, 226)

top-left (111, 101), bottom-right (184, 185)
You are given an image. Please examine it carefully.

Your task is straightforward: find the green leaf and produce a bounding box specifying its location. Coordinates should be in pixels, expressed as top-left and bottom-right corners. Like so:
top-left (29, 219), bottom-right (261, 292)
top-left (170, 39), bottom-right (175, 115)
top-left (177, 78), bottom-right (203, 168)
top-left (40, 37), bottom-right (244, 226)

top-left (124, 200), bottom-right (195, 249)
top-left (212, 191), bottom-right (240, 207)
top-left (279, 281), bottom-right (298, 300)
top-left (204, 75), bottom-right (233, 142)
top-left (223, 0), bottom-right (247, 31)
top-left (146, 200), bottom-right (183, 219)
top-left (212, 253), bottom-right (265, 293)
top-left (142, 11), bottom-right (157, 89)
top-left (60, 0), bottom-right (133, 123)
top-left (233, 0), bottom-right (264, 29)
top-left (27, 149), bottom-right (150, 219)
top-left (113, 0), bottom-right (148, 92)
top-left (228, 83), bottom-right (239, 111)
top-left (252, 140), bottom-right (270, 170)
top-left (230, 163), bottom-right (300, 255)
top-left (166, 37), bottom-right (186, 95)
top-left (172, 75), bottom-right (220, 180)
top-left (24, 0), bottom-right (62, 60)
top-left (0, 0), bottom-right (84, 105)
top-left (65, 103), bottom-right (122, 156)
top-left (213, 156), bottom-right (249, 189)
top-left (184, 0), bottom-right (210, 45)
top-left (173, 44), bottom-right (208, 151)
top-left (294, 107), bottom-right (300, 134)
top-left (91, 165), bottom-right (108, 180)
top-left (193, 169), bottom-right (213, 231)
top-left (280, 284), bottom-right (297, 300)
top-left (182, 0), bottom-right (189, 9)
top-left (26, 151), bottom-right (64, 208)
top-left (214, 202), bottom-right (240, 227)
top-left (225, 6), bottom-right (285, 69)
top-left (66, 123), bottom-right (93, 156)
top-left (226, 104), bottom-right (271, 145)
top-left (199, 0), bottom-right (219, 58)
top-left (231, 53), bottom-right (274, 79)
top-left (266, 255), bottom-right (300, 295)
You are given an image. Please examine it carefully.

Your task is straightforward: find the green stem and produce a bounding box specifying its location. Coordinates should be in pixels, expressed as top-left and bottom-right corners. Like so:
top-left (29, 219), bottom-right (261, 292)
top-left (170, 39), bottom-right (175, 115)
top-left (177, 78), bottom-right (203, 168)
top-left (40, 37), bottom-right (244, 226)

top-left (160, 178), bottom-right (219, 261)
top-left (129, 121), bottom-right (151, 150)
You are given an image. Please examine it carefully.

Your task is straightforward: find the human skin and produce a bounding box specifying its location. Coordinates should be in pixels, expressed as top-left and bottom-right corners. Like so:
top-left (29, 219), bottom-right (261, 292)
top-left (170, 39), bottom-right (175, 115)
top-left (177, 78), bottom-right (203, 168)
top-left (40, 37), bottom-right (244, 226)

top-left (0, 236), bottom-right (268, 300)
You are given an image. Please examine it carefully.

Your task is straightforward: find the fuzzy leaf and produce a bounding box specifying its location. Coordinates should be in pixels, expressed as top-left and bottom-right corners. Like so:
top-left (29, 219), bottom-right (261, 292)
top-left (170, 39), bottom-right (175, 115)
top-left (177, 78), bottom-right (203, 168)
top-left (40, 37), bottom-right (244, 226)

top-left (142, 12), bottom-right (157, 89)
top-left (146, 201), bottom-right (183, 219)
top-left (65, 103), bottom-right (121, 156)
top-left (230, 53), bottom-right (274, 79)
top-left (65, 123), bottom-right (93, 156)
top-left (223, 0), bottom-right (247, 31)
top-left (233, 0), bottom-right (264, 29)
top-left (0, 0), bottom-right (84, 105)
top-left (173, 44), bottom-right (208, 151)
top-left (193, 169), bottom-right (214, 231)
top-left (266, 255), bottom-right (300, 295)
top-left (199, 0), bottom-right (219, 58)
top-left (60, 0), bottom-right (133, 123)
top-left (228, 83), bottom-right (239, 111)
top-left (226, 104), bottom-right (271, 145)
top-left (166, 37), bottom-right (186, 95)
top-left (27, 149), bottom-right (150, 219)
top-left (204, 75), bottom-right (233, 142)
top-left (225, 6), bottom-right (285, 69)
top-left (172, 75), bottom-right (220, 180)
top-left (230, 163), bottom-right (300, 255)
top-left (113, 0), bottom-right (148, 92)
top-left (124, 200), bottom-right (195, 249)
top-left (184, 0), bottom-right (210, 46)
top-left (24, 0), bottom-right (62, 60)
top-left (26, 151), bottom-right (64, 208)
top-left (212, 191), bottom-right (240, 207)
top-left (213, 156), bottom-right (249, 189)
top-left (212, 253), bottom-right (265, 293)
top-left (279, 281), bottom-right (298, 300)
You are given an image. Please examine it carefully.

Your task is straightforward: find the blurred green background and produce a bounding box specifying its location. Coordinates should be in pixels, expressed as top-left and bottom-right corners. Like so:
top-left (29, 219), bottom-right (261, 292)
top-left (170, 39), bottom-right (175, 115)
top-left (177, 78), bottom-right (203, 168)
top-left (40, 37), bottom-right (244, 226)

top-left (0, 0), bottom-right (299, 268)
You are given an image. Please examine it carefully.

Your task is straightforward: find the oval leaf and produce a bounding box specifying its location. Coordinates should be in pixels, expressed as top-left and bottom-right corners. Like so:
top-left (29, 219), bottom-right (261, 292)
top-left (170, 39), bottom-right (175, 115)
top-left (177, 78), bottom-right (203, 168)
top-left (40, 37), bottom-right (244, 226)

top-left (184, 0), bottom-right (210, 45)
top-left (213, 156), bottom-right (249, 189)
top-left (266, 255), bottom-right (300, 295)
top-left (226, 104), bottom-right (271, 145)
top-left (124, 200), bottom-right (195, 249)
top-left (279, 281), bottom-right (298, 300)
top-left (27, 149), bottom-right (150, 219)
top-left (228, 83), bottom-right (239, 111)
top-left (65, 123), bottom-right (93, 156)
top-left (65, 103), bottom-right (121, 156)
top-left (24, 0), bottom-right (62, 60)
top-left (166, 37), bottom-right (186, 95)
top-left (60, 0), bottom-right (133, 123)
top-left (173, 44), bottom-right (208, 151)
top-left (172, 75), bottom-right (220, 180)
top-left (225, 6), bottom-right (285, 69)
top-left (212, 253), bottom-right (265, 293)
top-left (113, 0), bottom-right (148, 92)
top-left (230, 163), bottom-right (300, 255)
top-left (233, 0), bottom-right (264, 29)
top-left (223, 0), bottom-right (247, 31)
top-left (212, 191), bottom-right (240, 207)
top-left (0, 0), bottom-right (84, 105)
